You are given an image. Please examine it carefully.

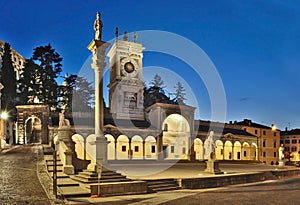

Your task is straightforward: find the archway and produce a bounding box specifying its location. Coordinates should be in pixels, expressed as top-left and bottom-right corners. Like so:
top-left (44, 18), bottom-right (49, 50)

top-left (224, 141), bottom-right (233, 160)
top-left (16, 105), bottom-right (49, 144)
top-left (86, 134), bottom-right (96, 160)
top-left (194, 138), bottom-right (203, 160)
top-left (131, 135), bottom-right (143, 159)
top-left (251, 142), bottom-right (258, 160)
top-left (105, 134), bottom-right (115, 160)
top-left (25, 116), bottom-right (42, 144)
top-left (234, 141), bottom-right (242, 160)
top-left (72, 134), bottom-right (85, 160)
top-left (215, 140), bottom-right (223, 160)
top-left (162, 114), bottom-right (190, 160)
top-left (145, 136), bottom-right (156, 159)
top-left (242, 142), bottom-right (250, 160)
top-left (116, 135), bottom-right (129, 160)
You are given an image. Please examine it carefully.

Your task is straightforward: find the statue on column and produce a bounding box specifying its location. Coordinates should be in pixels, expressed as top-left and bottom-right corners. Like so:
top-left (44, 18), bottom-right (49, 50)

top-left (279, 144), bottom-right (284, 161)
top-left (59, 109), bottom-right (70, 128)
top-left (204, 130), bottom-right (222, 174)
top-left (204, 131), bottom-right (216, 160)
top-left (94, 12), bottom-right (103, 40)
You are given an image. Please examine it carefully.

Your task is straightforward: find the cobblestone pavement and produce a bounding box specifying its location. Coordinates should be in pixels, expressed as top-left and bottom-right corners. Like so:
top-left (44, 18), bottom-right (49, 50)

top-left (0, 145), bottom-right (51, 205)
top-left (162, 177), bottom-right (300, 205)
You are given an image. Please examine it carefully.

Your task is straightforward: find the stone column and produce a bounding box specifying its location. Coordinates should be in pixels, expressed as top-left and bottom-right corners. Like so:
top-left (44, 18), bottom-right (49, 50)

top-left (87, 39), bottom-right (110, 171)
top-left (157, 132), bottom-right (163, 161)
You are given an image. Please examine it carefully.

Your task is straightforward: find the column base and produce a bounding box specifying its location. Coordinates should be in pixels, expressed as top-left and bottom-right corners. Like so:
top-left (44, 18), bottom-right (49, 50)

top-left (205, 160), bottom-right (223, 174)
top-left (63, 165), bottom-right (75, 175)
top-left (277, 161), bottom-right (285, 169)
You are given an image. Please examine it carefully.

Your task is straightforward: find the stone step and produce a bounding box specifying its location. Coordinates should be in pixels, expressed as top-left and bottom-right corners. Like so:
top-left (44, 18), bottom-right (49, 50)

top-left (148, 183), bottom-right (179, 189)
top-left (77, 173), bottom-right (127, 180)
top-left (145, 179), bottom-right (180, 192)
top-left (46, 161), bottom-right (63, 166)
top-left (59, 186), bottom-right (90, 198)
top-left (146, 180), bottom-right (178, 185)
top-left (53, 172), bottom-right (69, 179)
top-left (48, 168), bottom-right (63, 172)
top-left (70, 175), bottom-right (131, 184)
top-left (57, 178), bottom-right (80, 187)
top-left (150, 186), bottom-right (180, 192)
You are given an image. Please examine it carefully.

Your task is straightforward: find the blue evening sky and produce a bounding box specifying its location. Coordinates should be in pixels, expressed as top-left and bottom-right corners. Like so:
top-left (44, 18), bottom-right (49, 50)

top-left (1, 0), bottom-right (300, 130)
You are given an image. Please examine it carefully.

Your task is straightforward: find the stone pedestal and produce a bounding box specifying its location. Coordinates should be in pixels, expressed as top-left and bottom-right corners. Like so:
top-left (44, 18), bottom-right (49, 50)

top-left (205, 160), bottom-right (223, 174)
top-left (277, 160), bottom-right (285, 169)
top-left (63, 149), bottom-right (75, 175)
top-left (87, 136), bottom-right (108, 172)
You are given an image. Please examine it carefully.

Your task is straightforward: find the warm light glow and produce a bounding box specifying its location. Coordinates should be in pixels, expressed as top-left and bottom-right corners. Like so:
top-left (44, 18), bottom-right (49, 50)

top-left (271, 124), bottom-right (276, 131)
top-left (0, 112), bottom-right (8, 120)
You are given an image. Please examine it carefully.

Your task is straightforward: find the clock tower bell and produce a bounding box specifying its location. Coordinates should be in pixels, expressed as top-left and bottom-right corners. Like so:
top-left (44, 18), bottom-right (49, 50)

top-left (107, 31), bottom-right (145, 120)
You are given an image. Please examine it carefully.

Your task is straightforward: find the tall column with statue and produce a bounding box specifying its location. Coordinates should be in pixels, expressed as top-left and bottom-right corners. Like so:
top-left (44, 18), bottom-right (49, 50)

top-left (87, 12), bottom-right (110, 172)
top-left (204, 131), bottom-right (222, 174)
top-left (278, 144), bottom-right (285, 168)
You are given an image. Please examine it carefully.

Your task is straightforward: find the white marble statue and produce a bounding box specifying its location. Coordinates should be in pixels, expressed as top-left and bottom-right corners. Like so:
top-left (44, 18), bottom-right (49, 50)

top-left (59, 109), bottom-right (70, 127)
top-left (204, 131), bottom-right (216, 160)
top-left (279, 144), bottom-right (284, 161)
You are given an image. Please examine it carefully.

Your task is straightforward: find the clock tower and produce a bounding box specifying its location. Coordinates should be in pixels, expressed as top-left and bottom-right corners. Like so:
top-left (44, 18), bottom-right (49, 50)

top-left (107, 31), bottom-right (145, 120)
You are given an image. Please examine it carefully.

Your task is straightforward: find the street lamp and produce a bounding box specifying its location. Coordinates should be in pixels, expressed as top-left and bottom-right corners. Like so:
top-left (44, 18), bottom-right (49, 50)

top-left (271, 124), bottom-right (276, 131)
top-left (1, 112), bottom-right (8, 120)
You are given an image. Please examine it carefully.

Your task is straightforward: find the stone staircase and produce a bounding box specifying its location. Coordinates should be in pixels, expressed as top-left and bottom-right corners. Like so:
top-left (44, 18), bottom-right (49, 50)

top-left (146, 179), bottom-right (181, 192)
top-left (44, 150), bottom-right (90, 198)
top-left (70, 169), bottom-right (131, 185)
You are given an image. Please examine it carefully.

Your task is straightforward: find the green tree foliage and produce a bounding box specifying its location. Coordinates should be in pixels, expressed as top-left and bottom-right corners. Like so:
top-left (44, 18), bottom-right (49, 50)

top-left (18, 59), bottom-right (42, 104)
top-left (72, 76), bottom-right (95, 112)
top-left (32, 44), bottom-right (62, 110)
top-left (58, 73), bottom-right (77, 112)
top-left (173, 81), bottom-right (186, 105)
top-left (144, 74), bottom-right (174, 108)
top-left (0, 42), bottom-right (17, 118)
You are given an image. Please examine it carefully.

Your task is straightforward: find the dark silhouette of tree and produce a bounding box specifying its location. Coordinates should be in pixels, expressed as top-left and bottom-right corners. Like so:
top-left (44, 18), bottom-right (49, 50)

top-left (144, 74), bottom-right (174, 108)
top-left (150, 74), bottom-right (166, 94)
top-left (18, 59), bottom-right (42, 104)
top-left (32, 44), bottom-right (62, 110)
top-left (173, 81), bottom-right (186, 105)
top-left (58, 73), bottom-right (77, 112)
top-left (72, 76), bottom-right (95, 112)
top-left (0, 42), bottom-right (17, 118)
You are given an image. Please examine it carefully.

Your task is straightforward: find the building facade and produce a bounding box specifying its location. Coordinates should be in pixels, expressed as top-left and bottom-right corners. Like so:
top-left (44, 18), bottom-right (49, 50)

top-left (0, 40), bottom-right (26, 80)
top-left (233, 119), bottom-right (280, 165)
top-left (280, 129), bottom-right (300, 163)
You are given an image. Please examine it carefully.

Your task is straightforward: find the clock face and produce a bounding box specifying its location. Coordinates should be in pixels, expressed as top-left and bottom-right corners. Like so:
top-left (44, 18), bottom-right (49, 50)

top-left (124, 62), bottom-right (135, 73)
top-left (120, 57), bottom-right (138, 77)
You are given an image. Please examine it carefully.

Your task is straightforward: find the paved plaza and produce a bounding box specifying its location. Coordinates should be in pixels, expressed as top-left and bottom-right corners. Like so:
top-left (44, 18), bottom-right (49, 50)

top-left (1, 145), bottom-right (300, 205)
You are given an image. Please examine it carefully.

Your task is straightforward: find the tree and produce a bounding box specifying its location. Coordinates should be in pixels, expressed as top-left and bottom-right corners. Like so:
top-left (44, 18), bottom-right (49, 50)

top-left (0, 42), bottom-right (17, 118)
top-left (18, 59), bottom-right (42, 104)
top-left (150, 74), bottom-right (166, 94)
top-left (144, 74), bottom-right (174, 108)
top-left (71, 76), bottom-right (95, 112)
top-left (173, 81), bottom-right (186, 105)
top-left (32, 44), bottom-right (62, 110)
top-left (58, 73), bottom-right (77, 112)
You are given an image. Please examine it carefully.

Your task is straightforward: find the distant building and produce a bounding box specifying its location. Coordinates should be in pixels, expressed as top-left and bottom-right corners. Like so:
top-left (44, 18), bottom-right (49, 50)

top-left (280, 128), bottom-right (300, 163)
top-left (233, 119), bottom-right (280, 165)
top-left (0, 39), bottom-right (26, 79)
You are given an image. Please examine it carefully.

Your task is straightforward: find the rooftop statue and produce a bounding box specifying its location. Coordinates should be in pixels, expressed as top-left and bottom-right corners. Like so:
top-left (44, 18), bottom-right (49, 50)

top-left (94, 12), bottom-right (103, 40)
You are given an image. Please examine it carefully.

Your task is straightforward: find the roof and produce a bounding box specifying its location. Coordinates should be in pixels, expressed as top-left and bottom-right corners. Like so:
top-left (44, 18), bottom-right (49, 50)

top-left (196, 120), bottom-right (256, 138)
top-left (281, 129), bottom-right (300, 135)
top-left (236, 119), bottom-right (272, 129)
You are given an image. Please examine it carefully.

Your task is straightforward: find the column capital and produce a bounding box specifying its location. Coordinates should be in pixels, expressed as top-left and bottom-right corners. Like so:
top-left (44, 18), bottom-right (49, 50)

top-left (87, 40), bottom-right (110, 52)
